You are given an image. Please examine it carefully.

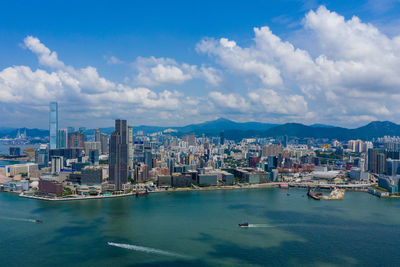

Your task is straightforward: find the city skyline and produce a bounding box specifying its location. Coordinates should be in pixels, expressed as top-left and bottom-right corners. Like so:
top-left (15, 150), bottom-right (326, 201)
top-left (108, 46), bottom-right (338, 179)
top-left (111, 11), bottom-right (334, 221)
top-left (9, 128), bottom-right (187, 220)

top-left (1, 1), bottom-right (400, 128)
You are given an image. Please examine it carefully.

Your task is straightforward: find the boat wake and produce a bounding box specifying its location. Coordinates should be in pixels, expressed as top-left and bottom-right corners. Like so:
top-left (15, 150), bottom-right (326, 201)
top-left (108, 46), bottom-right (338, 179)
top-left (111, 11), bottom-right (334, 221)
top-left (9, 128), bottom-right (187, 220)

top-left (107, 242), bottom-right (189, 259)
top-left (246, 223), bottom-right (358, 230)
top-left (247, 224), bottom-right (276, 228)
top-left (0, 216), bottom-right (38, 223)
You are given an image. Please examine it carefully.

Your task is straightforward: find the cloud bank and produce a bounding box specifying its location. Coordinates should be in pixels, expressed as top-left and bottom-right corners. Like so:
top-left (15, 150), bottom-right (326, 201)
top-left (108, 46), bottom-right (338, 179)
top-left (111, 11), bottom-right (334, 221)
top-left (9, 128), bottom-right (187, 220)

top-left (1, 6), bottom-right (400, 127)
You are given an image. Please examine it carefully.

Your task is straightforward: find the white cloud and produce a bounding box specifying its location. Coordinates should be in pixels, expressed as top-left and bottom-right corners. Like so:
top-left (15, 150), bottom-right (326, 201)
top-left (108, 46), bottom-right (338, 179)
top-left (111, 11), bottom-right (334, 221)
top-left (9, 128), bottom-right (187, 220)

top-left (3, 6), bottom-right (400, 127)
top-left (24, 36), bottom-right (65, 69)
top-left (106, 56), bottom-right (124, 65)
top-left (133, 56), bottom-right (222, 87)
top-left (0, 37), bottom-right (192, 127)
top-left (197, 5), bottom-right (400, 124)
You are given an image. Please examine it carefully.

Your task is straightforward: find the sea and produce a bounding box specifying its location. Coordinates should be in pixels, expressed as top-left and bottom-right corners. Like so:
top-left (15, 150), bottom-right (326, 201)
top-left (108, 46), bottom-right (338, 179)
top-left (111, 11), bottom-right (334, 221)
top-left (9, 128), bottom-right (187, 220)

top-left (1, 188), bottom-right (400, 266)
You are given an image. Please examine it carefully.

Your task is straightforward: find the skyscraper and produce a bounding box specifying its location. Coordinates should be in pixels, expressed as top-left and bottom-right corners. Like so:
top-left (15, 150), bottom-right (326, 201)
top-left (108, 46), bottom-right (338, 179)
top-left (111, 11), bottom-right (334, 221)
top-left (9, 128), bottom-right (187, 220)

top-left (49, 102), bottom-right (58, 149)
top-left (368, 148), bottom-right (386, 174)
top-left (68, 131), bottom-right (85, 149)
top-left (109, 119), bottom-right (129, 191)
top-left (128, 126), bottom-right (133, 170)
top-left (95, 129), bottom-right (109, 155)
top-left (220, 131), bottom-right (225, 145)
top-left (57, 128), bottom-right (68, 148)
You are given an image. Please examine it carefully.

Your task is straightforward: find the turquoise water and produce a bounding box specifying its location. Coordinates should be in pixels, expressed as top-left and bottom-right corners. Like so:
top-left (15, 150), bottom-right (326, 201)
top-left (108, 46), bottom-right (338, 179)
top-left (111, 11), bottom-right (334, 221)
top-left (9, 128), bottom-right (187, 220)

top-left (0, 160), bottom-right (27, 166)
top-left (1, 188), bottom-right (400, 266)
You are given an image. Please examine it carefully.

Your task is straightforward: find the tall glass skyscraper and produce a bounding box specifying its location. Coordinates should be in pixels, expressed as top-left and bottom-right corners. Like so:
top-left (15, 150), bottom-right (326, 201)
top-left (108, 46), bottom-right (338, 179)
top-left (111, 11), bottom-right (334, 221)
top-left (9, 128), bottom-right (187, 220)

top-left (109, 119), bottom-right (128, 191)
top-left (57, 128), bottom-right (68, 148)
top-left (49, 102), bottom-right (58, 149)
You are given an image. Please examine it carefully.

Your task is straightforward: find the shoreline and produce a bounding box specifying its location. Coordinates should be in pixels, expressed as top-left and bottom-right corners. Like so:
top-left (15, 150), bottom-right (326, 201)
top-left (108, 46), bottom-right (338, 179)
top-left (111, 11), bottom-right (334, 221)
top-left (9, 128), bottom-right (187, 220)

top-left (13, 181), bottom-right (380, 201)
top-left (18, 183), bottom-right (282, 201)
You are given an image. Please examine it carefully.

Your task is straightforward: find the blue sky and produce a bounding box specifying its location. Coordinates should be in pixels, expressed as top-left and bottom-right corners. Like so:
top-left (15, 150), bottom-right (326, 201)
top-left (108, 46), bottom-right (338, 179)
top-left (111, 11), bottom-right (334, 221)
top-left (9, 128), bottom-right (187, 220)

top-left (1, 0), bottom-right (400, 128)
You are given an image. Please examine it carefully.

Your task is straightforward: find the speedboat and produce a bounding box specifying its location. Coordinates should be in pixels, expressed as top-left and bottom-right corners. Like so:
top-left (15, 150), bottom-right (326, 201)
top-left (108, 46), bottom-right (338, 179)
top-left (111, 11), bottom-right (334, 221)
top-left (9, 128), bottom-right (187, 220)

top-left (35, 219), bottom-right (43, 223)
top-left (238, 222), bottom-right (249, 227)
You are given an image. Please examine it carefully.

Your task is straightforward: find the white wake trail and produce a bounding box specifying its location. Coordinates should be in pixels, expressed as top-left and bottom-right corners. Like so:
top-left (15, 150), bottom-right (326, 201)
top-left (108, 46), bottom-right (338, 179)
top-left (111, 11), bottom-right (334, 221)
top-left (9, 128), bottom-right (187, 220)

top-left (247, 224), bottom-right (276, 228)
top-left (0, 216), bottom-right (38, 223)
top-left (107, 242), bottom-right (189, 258)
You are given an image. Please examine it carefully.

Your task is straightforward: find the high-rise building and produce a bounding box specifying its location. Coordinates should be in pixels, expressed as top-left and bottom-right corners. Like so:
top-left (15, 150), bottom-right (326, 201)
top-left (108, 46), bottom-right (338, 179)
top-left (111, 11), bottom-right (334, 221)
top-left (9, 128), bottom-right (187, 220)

top-left (88, 150), bottom-right (99, 166)
top-left (95, 129), bottom-right (109, 155)
top-left (51, 156), bottom-right (63, 174)
top-left (386, 158), bottom-right (400, 176)
top-left (220, 131), bottom-right (225, 145)
top-left (57, 128), bottom-right (68, 148)
top-left (128, 126), bottom-right (133, 170)
top-left (109, 119), bottom-right (129, 191)
top-left (144, 151), bottom-right (153, 170)
top-left (68, 131), bottom-right (85, 149)
top-left (35, 144), bottom-right (49, 168)
top-left (368, 148), bottom-right (386, 174)
top-left (49, 102), bottom-right (58, 149)
top-left (84, 141), bottom-right (101, 155)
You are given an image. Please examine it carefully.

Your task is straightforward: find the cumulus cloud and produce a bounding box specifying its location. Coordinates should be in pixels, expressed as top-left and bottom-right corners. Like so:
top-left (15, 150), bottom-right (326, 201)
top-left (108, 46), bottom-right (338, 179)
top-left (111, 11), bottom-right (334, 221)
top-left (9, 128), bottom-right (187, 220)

top-left (197, 5), bottom-right (400, 124)
top-left (106, 56), bottom-right (124, 65)
top-left (133, 56), bottom-right (222, 86)
top-left (3, 6), bottom-right (400, 127)
top-left (0, 37), bottom-right (191, 127)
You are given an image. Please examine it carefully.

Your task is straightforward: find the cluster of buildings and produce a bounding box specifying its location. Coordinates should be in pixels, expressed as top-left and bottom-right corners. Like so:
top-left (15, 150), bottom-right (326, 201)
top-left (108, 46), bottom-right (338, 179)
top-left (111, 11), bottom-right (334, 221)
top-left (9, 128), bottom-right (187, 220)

top-left (3, 102), bottom-right (400, 199)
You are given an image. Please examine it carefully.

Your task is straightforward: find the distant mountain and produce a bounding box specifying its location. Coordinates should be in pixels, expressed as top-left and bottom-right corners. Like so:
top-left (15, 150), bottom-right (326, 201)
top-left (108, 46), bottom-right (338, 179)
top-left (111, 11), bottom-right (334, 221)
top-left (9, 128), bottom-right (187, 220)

top-left (174, 118), bottom-right (278, 135)
top-left (3, 119), bottom-right (400, 141)
top-left (259, 121), bottom-right (400, 141)
top-left (309, 124), bottom-right (335, 128)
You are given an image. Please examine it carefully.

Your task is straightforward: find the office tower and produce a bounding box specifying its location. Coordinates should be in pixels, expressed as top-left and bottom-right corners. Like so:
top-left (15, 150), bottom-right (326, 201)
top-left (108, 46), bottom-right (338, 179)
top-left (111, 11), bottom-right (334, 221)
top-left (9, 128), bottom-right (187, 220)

top-left (220, 131), bottom-right (225, 145)
top-left (368, 148), bottom-right (386, 174)
top-left (386, 159), bottom-right (400, 176)
top-left (51, 156), bottom-right (63, 174)
top-left (68, 131), bottom-right (85, 149)
top-left (268, 156), bottom-right (278, 171)
top-left (128, 126), bottom-right (133, 170)
top-left (95, 129), bottom-right (109, 155)
top-left (109, 119), bottom-right (128, 191)
top-left (283, 135), bottom-right (288, 148)
top-left (183, 134), bottom-right (196, 146)
top-left (89, 150), bottom-right (99, 166)
top-left (84, 141), bottom-right (101, 155)
top-left (144, 151), bottom-right (153, 170)
top-left (57, 128), bottom-right (68, 148)
top-left (35, 144), bottom-right (49, 168)
top-left (49, 102), bottom-right (58, 149)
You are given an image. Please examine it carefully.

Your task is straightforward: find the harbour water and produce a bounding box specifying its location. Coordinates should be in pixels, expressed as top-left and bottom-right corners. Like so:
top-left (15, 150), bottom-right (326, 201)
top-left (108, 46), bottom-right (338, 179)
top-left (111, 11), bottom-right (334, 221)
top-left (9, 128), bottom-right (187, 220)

top-left (1, 188), bottom-right (400, 266)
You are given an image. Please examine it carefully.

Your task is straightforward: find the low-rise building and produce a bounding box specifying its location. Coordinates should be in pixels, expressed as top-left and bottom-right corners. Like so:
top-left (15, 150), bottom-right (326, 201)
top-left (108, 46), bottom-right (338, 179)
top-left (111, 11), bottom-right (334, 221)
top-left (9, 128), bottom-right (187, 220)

top-left (157, 175), bottom-right (172, 187)
top-left (172, 174), bottom-right (192, 187)
top-left (349, 167), bottom-right (369, 181)
top-left (38, 179), bottom-right (63, 195)
top-left (198, 174), bottom-right (217, 186)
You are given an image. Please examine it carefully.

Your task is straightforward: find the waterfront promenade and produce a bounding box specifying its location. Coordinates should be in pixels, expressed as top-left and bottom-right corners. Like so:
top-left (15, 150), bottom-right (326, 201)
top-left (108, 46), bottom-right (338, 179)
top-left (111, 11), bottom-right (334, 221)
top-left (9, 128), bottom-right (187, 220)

top-left (15, 181), bottom-right (376, 201)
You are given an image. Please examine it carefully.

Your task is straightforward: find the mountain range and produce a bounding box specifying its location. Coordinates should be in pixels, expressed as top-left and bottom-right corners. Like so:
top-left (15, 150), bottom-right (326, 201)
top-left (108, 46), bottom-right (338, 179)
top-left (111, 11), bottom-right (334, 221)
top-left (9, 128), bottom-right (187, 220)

top-left (1, 118), bottom-right (400, 141)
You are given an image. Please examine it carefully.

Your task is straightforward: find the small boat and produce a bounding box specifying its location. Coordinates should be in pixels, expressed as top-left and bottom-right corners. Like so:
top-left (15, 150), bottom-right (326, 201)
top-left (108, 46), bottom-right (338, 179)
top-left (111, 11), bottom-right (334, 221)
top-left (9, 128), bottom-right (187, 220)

top-left (35, 219), bottom-right (43, 223)
top-left (238, 222), bottom-right (249, 227)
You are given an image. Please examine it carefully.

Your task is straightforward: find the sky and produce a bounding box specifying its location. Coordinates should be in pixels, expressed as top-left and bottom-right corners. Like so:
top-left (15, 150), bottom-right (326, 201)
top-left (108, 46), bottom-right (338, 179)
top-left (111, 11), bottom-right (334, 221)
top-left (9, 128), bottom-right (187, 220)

top-left (1, 0), bottom-right (400, 129)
